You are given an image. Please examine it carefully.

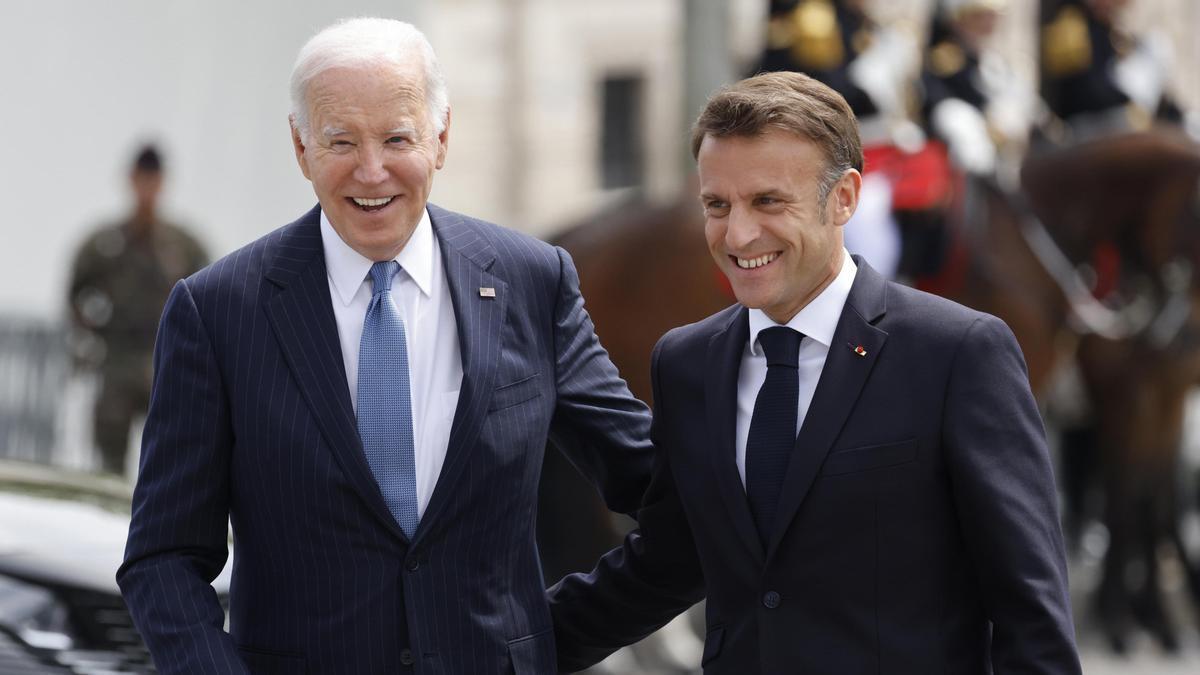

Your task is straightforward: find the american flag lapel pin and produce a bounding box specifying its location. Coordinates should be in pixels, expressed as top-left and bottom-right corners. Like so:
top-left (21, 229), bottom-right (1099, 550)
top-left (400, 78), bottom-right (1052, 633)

top-left (479, 287), bottom-right (496, 298)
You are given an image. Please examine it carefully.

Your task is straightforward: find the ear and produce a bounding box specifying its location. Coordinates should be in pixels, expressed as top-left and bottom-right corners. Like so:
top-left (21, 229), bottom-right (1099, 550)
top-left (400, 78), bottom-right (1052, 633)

top-left (829, 168), bottom-right (862, 227)
top-left (290, 114), bottom-right (311, 181)
top-left (435, 107), bottom-right (451, 170)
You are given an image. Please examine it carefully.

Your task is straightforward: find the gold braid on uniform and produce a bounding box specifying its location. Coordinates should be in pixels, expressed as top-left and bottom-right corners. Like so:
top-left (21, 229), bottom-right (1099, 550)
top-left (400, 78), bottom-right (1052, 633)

top-left (929, 41), bottom-right (966, 78)
top-left (1042, 6), bottom-right (1092, 78)
top-left (789, 0), bottom-right (845, 70)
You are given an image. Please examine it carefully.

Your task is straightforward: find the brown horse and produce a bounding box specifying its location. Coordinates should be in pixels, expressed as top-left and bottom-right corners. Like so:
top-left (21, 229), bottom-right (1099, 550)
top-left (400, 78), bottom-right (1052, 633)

top-left (890, 131), bottom-right (1200, 652)
top-left (536, 131), bottom-right (1200, 655)
top-left (538, 192), bottom-right (731, 584)
top-left (1018, 130), bottom-right (1200, 652)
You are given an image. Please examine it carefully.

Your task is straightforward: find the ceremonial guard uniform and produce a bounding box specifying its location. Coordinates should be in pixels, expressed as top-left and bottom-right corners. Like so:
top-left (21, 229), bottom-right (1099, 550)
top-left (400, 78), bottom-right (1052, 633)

top-left (759, 0), bottom-right (921, 279)
top-left (921, 0), bottom-right (1034, 175)
top-left (761, 0), bottom-right (882, 118)
top-left (1040, 0), bottom-right (1182, 139)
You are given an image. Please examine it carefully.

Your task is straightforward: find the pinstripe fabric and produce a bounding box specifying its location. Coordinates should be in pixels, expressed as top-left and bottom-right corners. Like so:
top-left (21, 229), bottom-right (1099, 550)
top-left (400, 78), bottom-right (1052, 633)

top-left (118, 203), bottom-right (654, 675)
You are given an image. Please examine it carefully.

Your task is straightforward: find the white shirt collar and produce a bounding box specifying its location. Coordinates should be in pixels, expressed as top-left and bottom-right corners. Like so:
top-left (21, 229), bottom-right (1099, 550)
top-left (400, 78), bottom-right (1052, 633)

top-left (748, 250), bottom-right (857, 353)
top-left (320, 207), bottom-right (436, 306)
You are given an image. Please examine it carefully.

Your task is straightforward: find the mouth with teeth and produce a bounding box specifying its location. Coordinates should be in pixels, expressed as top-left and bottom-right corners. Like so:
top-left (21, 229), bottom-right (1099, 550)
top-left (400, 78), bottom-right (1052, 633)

top-left (732, 252), bottom-right (780, 270)
top-left (349, 196), bottom-right (397, 212)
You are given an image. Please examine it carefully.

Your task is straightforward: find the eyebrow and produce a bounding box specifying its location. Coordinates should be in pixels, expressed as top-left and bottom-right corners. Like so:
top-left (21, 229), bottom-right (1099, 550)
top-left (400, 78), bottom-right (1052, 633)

top-left (699, 190), bottom-right (784, 201)
top-left (322, 126), bottom-right (418, 139)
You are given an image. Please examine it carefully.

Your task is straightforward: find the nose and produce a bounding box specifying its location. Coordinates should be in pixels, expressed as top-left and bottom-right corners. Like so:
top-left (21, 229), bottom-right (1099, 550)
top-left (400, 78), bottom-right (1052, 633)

top-left (353, 144), bottom-right (388, 185)
top-left (724, 204), bottom-right (760, 251)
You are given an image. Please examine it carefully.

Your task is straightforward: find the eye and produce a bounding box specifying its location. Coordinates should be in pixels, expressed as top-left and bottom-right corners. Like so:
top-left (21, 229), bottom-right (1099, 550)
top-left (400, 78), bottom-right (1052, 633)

top-left (754, 196), bottom-right (778, 206)
top-left (386, 135), bottom-right (410, 145)
top-left (703, 200), bottom-right (729, 217)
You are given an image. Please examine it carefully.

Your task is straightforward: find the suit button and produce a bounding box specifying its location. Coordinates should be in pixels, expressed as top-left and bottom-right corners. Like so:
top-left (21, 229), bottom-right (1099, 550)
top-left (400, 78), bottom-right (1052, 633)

top-left (405, 557), bottom-right (420, 572)
top-left (763, 590), bottom-right (782, 609)
top-left (400, 648), bottom-right (415, 666)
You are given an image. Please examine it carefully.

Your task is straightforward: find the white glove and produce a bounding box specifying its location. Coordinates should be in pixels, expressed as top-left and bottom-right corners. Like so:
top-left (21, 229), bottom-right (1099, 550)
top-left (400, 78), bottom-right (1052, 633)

top-left (932, 98), bottom-right (996, 174)
top-left (979, 51), bottom-right (1035, 143)
top-left (1185, 110), bottom-right (1200, 144)
top-left (848, 28), bottom-right (917, 117)
top-left (1113, 31), bottom-right (1173, 113)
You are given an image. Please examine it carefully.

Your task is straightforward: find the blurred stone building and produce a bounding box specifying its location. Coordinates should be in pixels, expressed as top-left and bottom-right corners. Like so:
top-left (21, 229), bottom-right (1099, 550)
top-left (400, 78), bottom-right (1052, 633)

top-left (0, 0), bottom-right (1197, 468)
top-left (427, 0), bottom-right (1199, 239)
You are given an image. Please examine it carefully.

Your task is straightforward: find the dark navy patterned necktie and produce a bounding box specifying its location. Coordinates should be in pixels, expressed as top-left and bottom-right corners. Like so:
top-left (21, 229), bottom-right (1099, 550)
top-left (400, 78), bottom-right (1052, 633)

top-left (745, 326), bottom-right (803, 548)
top-left (357, 261), bottom-right (419, 538)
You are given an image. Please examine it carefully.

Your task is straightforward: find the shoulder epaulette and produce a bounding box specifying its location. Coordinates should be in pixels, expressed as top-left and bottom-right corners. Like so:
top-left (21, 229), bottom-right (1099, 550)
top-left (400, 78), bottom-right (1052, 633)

top-left (789, 0), bottom-right (846, 70)
top-left (929, 41), bottom-right (966, 77)
top-left (1042, 6), bottom-right (1092, 77)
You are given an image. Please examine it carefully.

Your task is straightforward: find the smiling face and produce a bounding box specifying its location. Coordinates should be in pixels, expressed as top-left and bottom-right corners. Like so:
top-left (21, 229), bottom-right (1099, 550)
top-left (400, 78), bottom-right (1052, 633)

top-left (291, 61), bottom-right (448, 261)
top-left (698, 128), bottom-right (860, 324)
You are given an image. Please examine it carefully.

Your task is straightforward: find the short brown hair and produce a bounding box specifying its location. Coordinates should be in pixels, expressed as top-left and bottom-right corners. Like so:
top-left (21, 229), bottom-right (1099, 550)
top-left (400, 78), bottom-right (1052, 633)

top-left (691, 71), bottom-right (863, 202)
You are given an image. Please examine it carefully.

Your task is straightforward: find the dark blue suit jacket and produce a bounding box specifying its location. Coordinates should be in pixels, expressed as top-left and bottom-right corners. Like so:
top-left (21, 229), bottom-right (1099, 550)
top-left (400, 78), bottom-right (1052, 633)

top-left (551, 258), bottom-right (1081, 674)
top-left (117, 204), bottom-right (653, 674)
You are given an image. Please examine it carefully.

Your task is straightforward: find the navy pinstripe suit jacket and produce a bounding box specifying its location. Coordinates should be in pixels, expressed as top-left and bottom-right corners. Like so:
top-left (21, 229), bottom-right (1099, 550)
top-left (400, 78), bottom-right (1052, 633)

top-left (117, 204), bottom-right (653, 675)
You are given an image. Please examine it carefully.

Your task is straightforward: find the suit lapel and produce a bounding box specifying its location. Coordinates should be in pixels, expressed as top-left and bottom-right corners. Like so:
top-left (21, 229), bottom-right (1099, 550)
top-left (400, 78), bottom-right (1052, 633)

top-left (262, 206), bottom-right (409, 542)
top-left (705, 306), bottom-right (766, 565)
top-left (411, 205), bottom-right (506, 545)
top-left (767, 258), bottom-right (888, 560)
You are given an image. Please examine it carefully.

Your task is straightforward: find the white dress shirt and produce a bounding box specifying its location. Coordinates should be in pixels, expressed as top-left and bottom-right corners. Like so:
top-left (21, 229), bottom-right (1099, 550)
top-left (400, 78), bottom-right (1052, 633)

top-left (321, 208), bottom-right (463, 520)
top-left (735, 252), bottom-right (857, 486)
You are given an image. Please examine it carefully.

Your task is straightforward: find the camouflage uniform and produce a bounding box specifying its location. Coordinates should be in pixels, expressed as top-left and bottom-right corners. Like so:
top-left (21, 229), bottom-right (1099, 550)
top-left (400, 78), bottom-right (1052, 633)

top-left (68, 217), bottom-right (208, 474)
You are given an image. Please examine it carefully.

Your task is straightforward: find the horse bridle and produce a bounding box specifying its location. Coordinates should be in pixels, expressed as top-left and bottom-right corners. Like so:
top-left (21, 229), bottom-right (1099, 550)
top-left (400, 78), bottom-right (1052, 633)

top-left (985, 175), bottom-right (1194, 347)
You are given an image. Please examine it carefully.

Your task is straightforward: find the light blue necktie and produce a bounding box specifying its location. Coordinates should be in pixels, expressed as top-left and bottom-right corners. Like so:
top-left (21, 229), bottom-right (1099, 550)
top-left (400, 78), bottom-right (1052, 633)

top-left (357, 260), bottom-right (419, 537)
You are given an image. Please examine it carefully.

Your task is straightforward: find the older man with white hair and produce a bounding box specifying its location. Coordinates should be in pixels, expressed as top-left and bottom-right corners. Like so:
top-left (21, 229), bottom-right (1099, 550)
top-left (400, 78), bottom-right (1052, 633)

top-left (118, 17), bottom-right (654, 675)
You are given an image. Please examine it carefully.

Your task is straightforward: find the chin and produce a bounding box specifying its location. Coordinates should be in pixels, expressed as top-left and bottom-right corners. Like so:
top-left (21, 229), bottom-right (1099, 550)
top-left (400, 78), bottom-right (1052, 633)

top-left (730, 292), bottom-right (764, 310)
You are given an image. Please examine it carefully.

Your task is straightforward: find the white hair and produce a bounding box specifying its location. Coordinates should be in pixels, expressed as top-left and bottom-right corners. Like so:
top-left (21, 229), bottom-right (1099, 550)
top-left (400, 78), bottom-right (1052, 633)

top-left (289, 17), bottom-right (449, 141)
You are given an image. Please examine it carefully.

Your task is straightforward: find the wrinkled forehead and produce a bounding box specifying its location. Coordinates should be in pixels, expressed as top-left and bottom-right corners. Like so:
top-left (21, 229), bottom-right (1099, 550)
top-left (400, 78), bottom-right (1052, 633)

top-left (697, 134), bottom-right (829, 202)
top-left (305, 62), bottom-right (428, 122)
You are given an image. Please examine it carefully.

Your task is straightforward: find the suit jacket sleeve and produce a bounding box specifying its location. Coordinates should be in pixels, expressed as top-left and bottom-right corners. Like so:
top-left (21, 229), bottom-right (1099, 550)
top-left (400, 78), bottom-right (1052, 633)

top-left (944, 315), bottom-right (1081, 674)
top-left (116, 279), bottom-right (249, 674)
top-left (549, 336), bottom-right (706, 672)
top-left (546, 247), bottom-right (656, 515)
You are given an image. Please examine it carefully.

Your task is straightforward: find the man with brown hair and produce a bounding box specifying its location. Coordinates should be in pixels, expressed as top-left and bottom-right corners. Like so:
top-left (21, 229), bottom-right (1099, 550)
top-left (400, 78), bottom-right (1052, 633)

top-left (549, 71), bottom-right (1080, 674)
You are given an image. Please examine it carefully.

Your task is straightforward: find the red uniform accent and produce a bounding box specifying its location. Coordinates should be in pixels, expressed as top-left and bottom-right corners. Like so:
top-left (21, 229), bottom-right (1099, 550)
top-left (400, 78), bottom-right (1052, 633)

top-left (1091, 242), bottom-right (1121, 299)
top-left (863, 141), bottom-right (954, 210)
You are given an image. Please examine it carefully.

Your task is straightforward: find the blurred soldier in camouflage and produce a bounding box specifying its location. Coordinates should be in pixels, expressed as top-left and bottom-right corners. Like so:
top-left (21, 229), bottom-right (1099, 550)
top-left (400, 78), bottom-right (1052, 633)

top-left (67, 145), bottom-right (208, 476)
